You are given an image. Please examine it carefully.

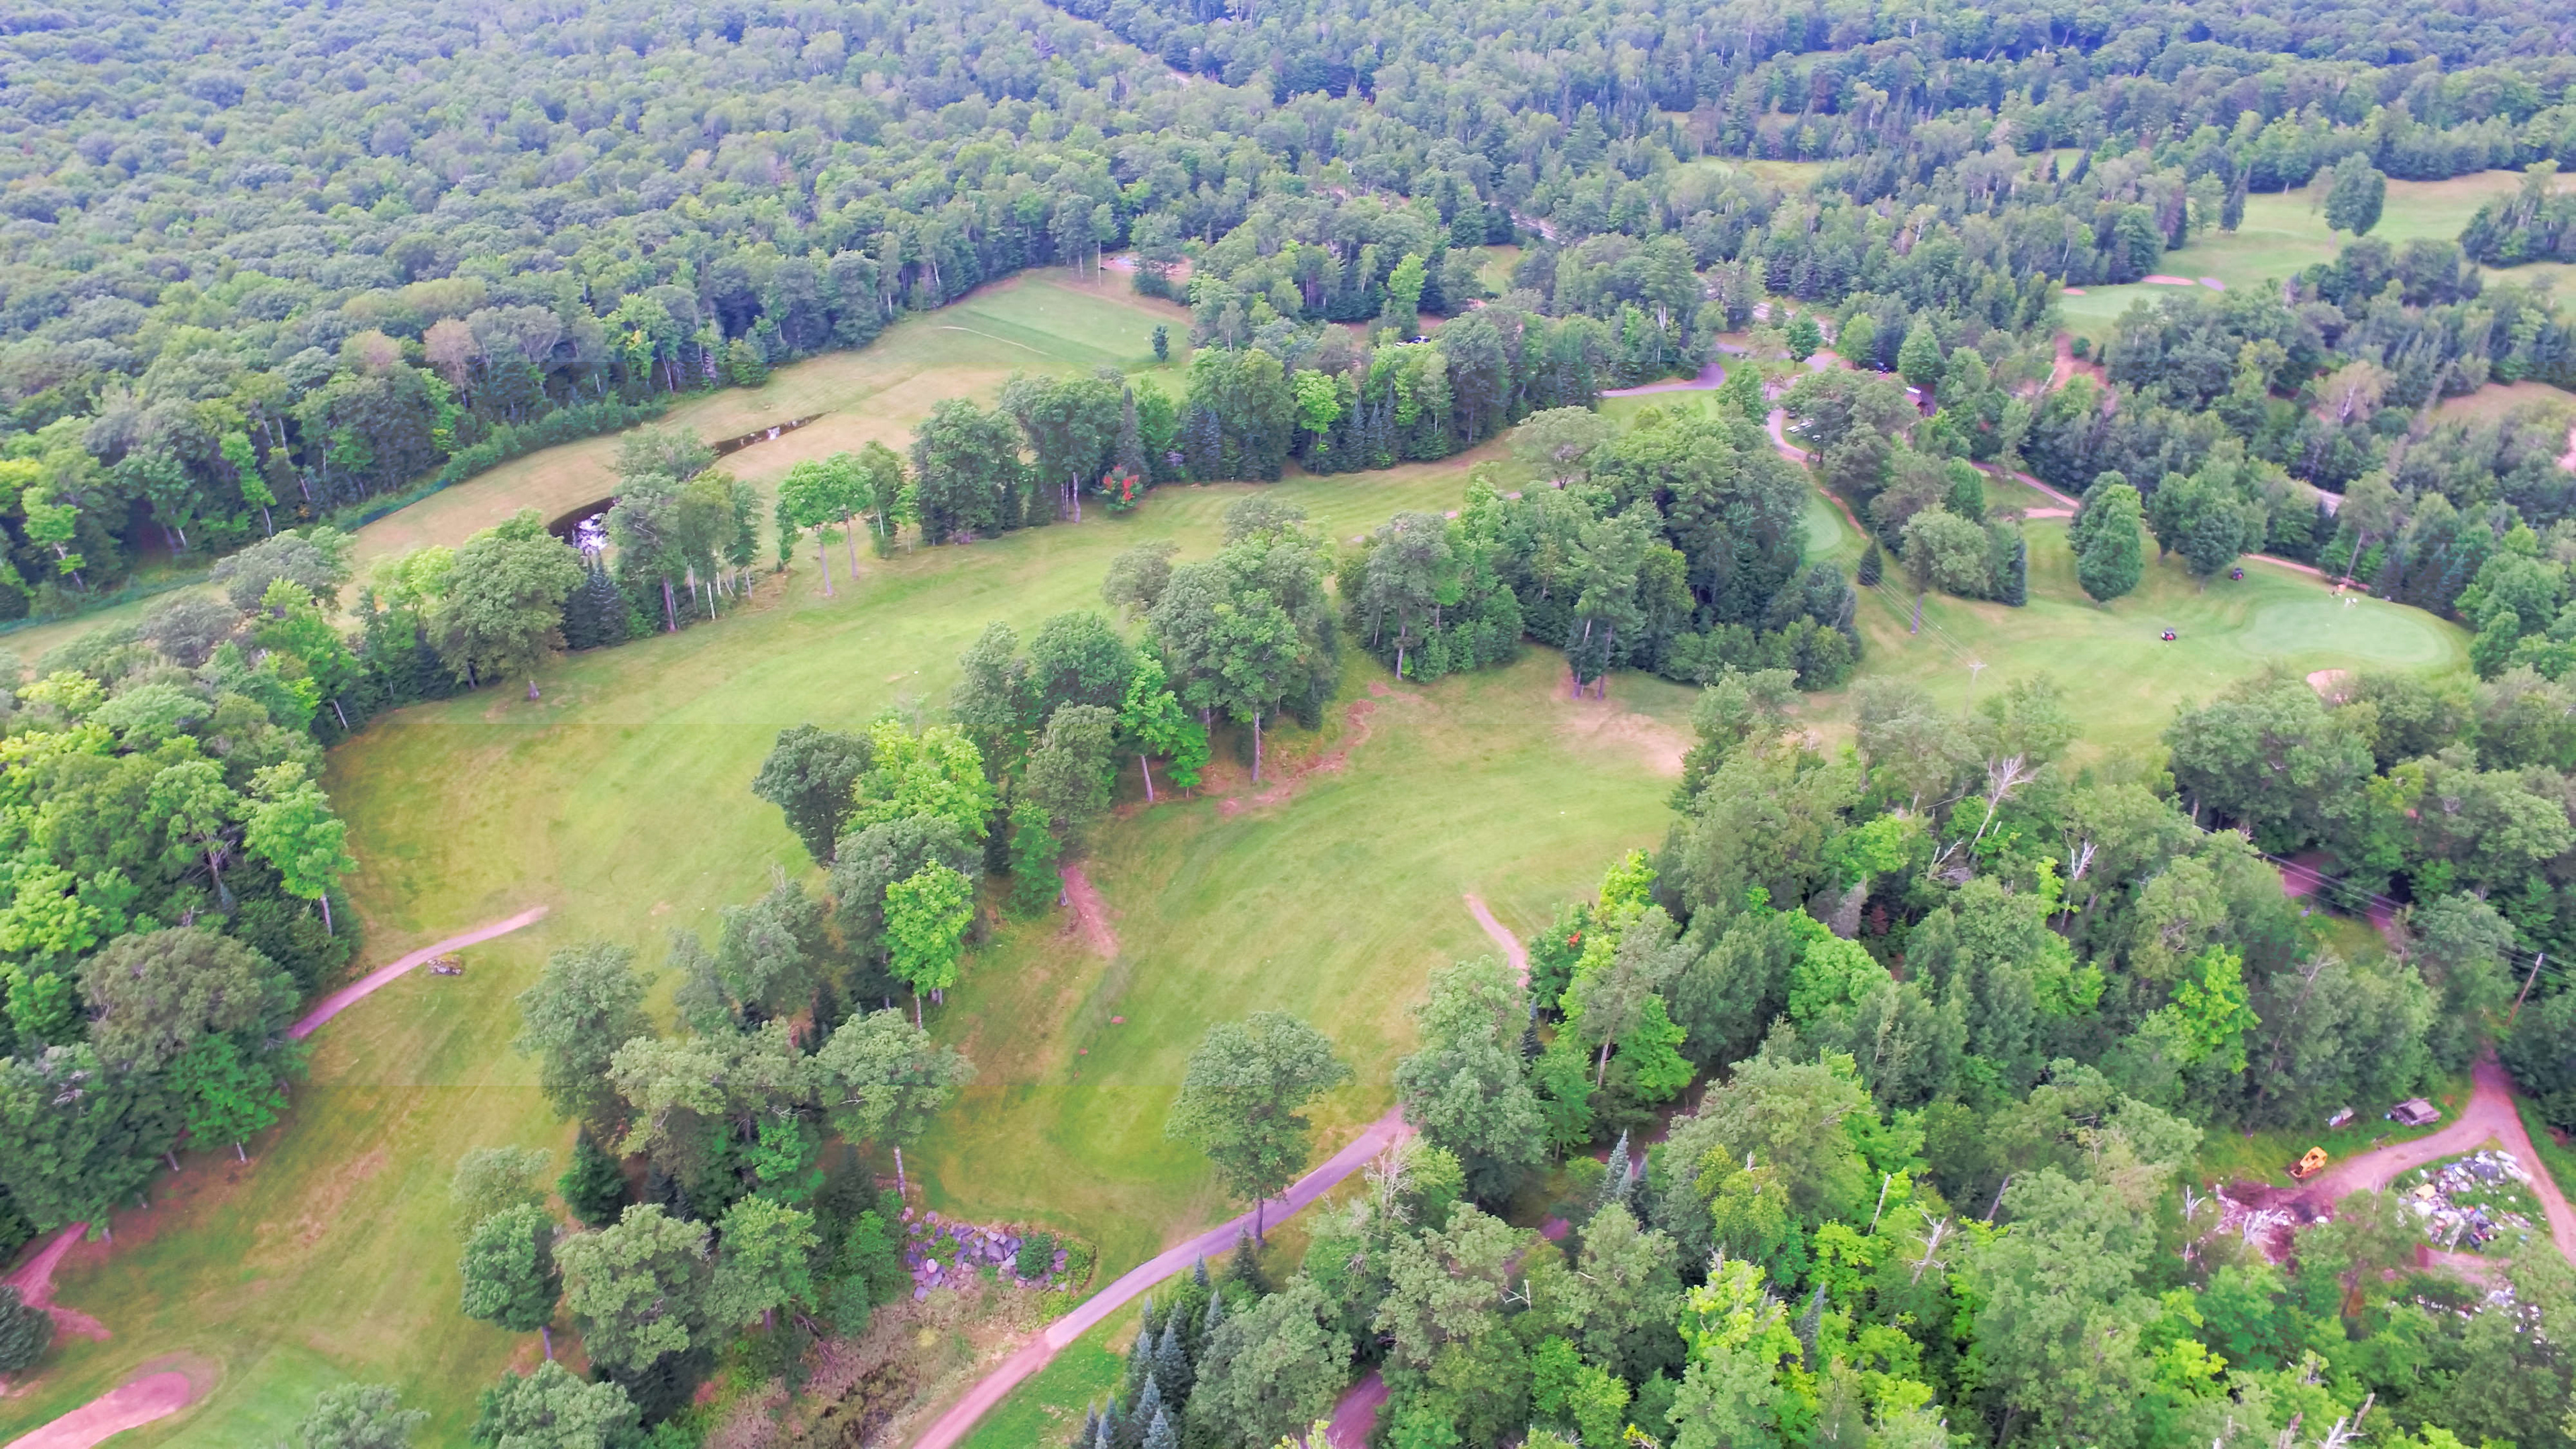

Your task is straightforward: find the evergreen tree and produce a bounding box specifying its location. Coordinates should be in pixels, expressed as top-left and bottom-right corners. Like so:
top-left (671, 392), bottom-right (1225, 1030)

top-left (1154, 1315), bottom-right (1193, 1405)
top-left (1598, 1130), bottom-right (1634, 1212)
top-left (1997, 531), bottom-right (2029, 606)
top-left (1140, 1407), bottom-right (1178, 1449)
top-left (0, 1283), bottom-right (50, 1373)
top-left (559, 1130), bottom-right (628, 1229)
top-left (1225, 1226), bottom-right (1270, 1294)
top-left (1856, 540), bottom-right (1882, 587)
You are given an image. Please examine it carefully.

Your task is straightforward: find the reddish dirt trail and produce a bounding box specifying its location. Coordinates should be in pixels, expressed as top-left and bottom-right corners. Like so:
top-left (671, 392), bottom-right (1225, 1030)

top-left (1328, 1369), bottom-right (1389, 1448)
top-left (288, 905), bottom-right (549, 1039)
top-left (1, 1373), bottom-right (195, 1449)
top-left (906, 1110), bottom-right (1411, 1448)
top-left (0, 1227), bottom-right (104, 1342)
top-left (2300, 1060), bottom-right (2576, 1265)
top-left (1057, 865), bottom-right (1118, 958)
top-left (1460, 893), bottom-right (1530, 985)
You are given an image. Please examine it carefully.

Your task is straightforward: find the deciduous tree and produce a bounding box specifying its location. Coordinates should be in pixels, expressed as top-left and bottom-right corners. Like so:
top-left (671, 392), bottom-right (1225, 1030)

top-left (1166, 1013), bottom-right (1352, 1241)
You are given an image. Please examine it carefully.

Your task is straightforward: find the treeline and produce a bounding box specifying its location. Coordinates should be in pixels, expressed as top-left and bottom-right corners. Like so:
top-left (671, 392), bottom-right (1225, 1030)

top-left (1059, 656), bottom-right (2573, 1449)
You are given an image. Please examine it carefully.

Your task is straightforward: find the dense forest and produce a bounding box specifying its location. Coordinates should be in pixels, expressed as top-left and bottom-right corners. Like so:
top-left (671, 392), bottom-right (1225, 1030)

top-left (0, 0), bottom-right (2575, 621)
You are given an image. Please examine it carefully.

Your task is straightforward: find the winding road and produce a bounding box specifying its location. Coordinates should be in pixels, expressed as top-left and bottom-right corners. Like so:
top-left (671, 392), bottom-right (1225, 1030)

top-left (906, 1109), bottom-right (1408, 1449)
top-left (0, 908), bottom-right (553, 1447)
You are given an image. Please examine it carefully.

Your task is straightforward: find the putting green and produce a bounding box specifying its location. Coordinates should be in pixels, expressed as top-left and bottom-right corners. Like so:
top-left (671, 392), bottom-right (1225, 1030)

top-left (2233, 596), bottom-right (2455, 666)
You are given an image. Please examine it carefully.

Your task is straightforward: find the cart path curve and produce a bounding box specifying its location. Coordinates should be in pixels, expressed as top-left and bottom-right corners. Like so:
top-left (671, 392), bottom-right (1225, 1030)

top-left (288, 906), bottom-right (549, 1040)
top-left (1, 1226), bottom-right (105, 1342)
top-left (2299, 1059), bottom-right (2576, 1265)
top-left (1, 1372), bottom-right (195, 1449)
top-left (906, 1108), bottom-right (1409, 1448)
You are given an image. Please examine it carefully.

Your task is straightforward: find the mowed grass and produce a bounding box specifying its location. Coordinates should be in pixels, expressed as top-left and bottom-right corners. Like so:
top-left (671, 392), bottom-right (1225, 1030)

top-left (1816, 517), bottom-right (2467, 759)
top-left (2059, 170), bottom-right (2553, 335)
top-left (0, 451), bottom-right (1695, 1442)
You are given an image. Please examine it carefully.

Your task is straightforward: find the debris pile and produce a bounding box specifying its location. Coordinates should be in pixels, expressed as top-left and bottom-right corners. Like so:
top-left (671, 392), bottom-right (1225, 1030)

top-left (2398, 1151), bottom-right (2538, 1252)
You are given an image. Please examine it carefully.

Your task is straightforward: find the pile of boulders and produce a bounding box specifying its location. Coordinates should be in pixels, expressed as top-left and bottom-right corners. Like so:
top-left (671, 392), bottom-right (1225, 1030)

top-left (900, 1209), bottom-right (1072, 1300)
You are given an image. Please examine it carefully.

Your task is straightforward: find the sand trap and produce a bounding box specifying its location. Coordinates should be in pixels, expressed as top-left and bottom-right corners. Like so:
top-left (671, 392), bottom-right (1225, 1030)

top-left (3, 1371), bottom-right (195, 1449)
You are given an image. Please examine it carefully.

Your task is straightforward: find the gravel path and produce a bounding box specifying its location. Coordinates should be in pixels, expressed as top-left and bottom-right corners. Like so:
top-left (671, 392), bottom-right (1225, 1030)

top-left (288, 906), bottom-right (549, 1040)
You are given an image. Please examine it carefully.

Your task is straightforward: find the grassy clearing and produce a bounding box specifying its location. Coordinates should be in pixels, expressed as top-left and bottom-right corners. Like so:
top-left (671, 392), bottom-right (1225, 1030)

top-left (2059, 170), bottom-right (2548, 336)
top-left (2435, 378), bottom-right (2576, 427)
top-left (1593, 390), bottom-right (2470, 760)
top-left (1817, 519), bottom-right (2466, 760)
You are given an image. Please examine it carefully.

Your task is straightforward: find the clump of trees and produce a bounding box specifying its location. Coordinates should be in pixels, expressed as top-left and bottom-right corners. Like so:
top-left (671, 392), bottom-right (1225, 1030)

top-left (0, 540), bottom-right (371, 1290)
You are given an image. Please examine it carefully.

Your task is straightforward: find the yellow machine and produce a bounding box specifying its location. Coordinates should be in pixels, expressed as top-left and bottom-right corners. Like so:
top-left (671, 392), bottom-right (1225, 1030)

top-left (2291, 1147), bottom-right (2328, 1179)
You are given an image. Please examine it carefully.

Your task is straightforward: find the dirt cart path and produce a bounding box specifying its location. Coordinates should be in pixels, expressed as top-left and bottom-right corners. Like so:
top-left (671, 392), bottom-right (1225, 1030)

top-left (288, 906), bottom-right (549, 1039)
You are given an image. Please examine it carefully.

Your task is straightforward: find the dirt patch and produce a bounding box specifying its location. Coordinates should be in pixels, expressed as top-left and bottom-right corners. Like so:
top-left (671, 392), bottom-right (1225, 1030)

top-left (2, 1368), bottom-right (200, 1449)
top-left (1224, 689), bottom-right (1421, 815)
top-left (1056, 865), bottom-right (1118, 959)
top-left (1553, 689), bottom-right (1686, 777)
top-left (263, 1148), bottom-right (388, 1254)
top-left (2307, 668), bottom-right (2355, 702)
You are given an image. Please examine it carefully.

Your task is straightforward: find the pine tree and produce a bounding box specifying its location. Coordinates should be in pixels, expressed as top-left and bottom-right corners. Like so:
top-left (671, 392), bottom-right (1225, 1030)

top-left (1154, 1315), bottom-right (1193, 1405)
top-left (559, 1129), bottom-right (628, 1228)
top-left (1123, 1303), bottom-right (1159, 1401)
top-left (1793, 1279), bottom-right (1827, 1364)
top-left (0, 1285), bottom-right (51, 1373)
top-left (1201, 1284), bottom-right (1224, 1337)
top-left (1856, 541), bottom-right (1882, 587)
top-left (1224, 1227), bottom-right (1270, 1295)
top-left (1073, 1407), bottom-right (1099, 1449)
top-left (1141, 1407), bottom-right (1179, 1449)
top-left (1598, 1130), bottom-right (1635, 1212)
top-left (1191, 1258), bottom-right (1211, 1291)
top-left (1093, 1398), bottom-right (1120, 1449)
top-left (1998, 533), bottom-right (2029, 606)
top-left (1119, 1376), bottom-right (1164, 1449)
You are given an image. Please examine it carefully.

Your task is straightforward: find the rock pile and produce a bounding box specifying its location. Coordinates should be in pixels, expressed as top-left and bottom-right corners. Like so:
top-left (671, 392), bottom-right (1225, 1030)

top-left (900, 1210), bottom-right (1073, 1300)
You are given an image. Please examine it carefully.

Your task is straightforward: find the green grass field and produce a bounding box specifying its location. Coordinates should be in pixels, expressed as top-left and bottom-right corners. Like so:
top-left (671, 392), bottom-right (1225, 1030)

top-left (2058, 170), bottom-right (2559, 336)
